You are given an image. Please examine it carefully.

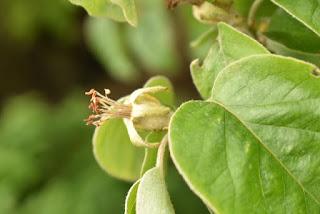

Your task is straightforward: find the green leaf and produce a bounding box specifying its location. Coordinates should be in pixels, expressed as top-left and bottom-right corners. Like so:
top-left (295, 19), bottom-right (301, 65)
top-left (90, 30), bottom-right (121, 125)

top-left (93, 118), bottom-right (145, 182)
top-left (143, 75), bottom-right (176, 108)
top-left (125, 180), bottom-right (140, 214)
top-left (170, 55), bottom-right (320, 213)
top-left (85, 17), bottom-right (140, 83)
top-left (267, 9), bottom-right (320, 53)
top-left (110, 0), bottom-right (137, 26)
top-left (136, 167), bottom-right (175, 214)
top-left (266, 38), bottom-right (320, 67)
top-left (69, 0), bottom-right (126, 22)
top-left (191, 22), bottom-right (269, 99)
top-left (271, 0), bottom-right (320, 36)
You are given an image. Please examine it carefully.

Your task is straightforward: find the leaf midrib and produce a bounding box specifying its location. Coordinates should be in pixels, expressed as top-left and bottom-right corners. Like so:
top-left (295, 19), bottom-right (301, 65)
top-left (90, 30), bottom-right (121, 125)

top-left (211, 99), bottom-right (320, 205)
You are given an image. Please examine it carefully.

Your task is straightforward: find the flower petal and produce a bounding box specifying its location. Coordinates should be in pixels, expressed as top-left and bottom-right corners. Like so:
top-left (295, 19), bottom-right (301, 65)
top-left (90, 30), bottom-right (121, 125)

top-left (123, 118), bottom-right (160, 148)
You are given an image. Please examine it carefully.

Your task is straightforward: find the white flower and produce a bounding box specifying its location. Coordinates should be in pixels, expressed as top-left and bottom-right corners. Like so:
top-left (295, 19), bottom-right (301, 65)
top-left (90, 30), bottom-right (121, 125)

top-left (85, 87), bottom-right (172, 148)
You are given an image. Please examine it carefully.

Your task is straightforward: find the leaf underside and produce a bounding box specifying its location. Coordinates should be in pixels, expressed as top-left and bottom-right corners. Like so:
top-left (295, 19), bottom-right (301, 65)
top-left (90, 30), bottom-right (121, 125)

top-left (136, 167), bottom-right (175, 214)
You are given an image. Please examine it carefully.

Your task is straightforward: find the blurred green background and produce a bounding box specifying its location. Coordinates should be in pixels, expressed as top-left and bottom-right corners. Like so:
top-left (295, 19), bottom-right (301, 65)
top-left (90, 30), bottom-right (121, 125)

top-left (0, 0), bottom-right (210, 213)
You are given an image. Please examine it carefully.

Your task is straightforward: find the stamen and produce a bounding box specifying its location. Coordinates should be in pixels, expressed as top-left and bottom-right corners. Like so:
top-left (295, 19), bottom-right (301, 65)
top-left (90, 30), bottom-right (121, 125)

top-left (85, 89), bottom-right (132, 127)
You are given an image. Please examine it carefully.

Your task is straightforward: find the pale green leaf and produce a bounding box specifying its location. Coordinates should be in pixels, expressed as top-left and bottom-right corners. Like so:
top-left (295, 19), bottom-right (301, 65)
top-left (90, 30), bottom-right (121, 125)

top-left (143, 75), bottom-right (176, 108)
top-left (271, 0), bottom-right (320, 36)
top-left (191, 22), bottom-right (269, 99)
top-left (136, 167), bottom-right (175, 214)
top-left (93, 118), bottom-right (145, 182)
top-left (170, 55), bottom-right (320, 213)
top-left (69, 0), bottom-right (126, 22)
top-left (125, 180), bottom-right (140, 214)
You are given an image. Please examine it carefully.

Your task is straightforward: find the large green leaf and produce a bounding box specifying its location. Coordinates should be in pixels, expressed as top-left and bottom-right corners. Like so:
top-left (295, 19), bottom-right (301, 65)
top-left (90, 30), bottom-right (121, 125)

top-left (191, 22), bottom-right (269, 99)
top-left (136, 167), bottom-right (175, 214)
top-left (170, 55), bottom-right (320, 213)
top-left (271, 0), bottom-right (320, 36)
top-left (85, 17), bottom-right (139, 83)
top-left (93, 118), bottom-right (145, 182)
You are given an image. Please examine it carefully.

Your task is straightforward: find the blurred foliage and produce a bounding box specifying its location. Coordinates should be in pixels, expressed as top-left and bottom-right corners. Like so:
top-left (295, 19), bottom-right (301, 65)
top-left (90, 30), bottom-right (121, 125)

top-left (84, 0), bottom-right (214, 83)
top-left (0, 0), bottom-right (77, 45)
top-left (0, 0), bottom-right (214, 85)
top-left (2, 0), bottom-right (319, 212)
top-left (0, 93), bottom-right (131, 214)
top-left (0, 93), bottom-right (209, 213)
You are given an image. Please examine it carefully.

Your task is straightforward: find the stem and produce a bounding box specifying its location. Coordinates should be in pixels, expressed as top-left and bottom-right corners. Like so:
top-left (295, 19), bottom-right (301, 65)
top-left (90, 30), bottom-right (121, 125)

top-left (247, 0), bottom-right (264, 27)
top-left (156, 134), bottom-right (169, 175)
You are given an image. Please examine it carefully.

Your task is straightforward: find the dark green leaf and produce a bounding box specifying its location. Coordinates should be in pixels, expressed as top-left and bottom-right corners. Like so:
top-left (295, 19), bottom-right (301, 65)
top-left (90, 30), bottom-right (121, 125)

top-left (266, 38), bottom-right (320, 67)
top-left (267, 9), bottom-right (320, 53)
top-left (271, 0), bottom-right (320, 36)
